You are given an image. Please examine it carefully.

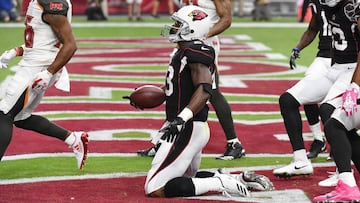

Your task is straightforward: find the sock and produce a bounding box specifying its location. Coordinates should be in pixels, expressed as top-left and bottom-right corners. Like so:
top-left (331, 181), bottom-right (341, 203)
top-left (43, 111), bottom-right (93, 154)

top-left (294, 149), bottom-right (308, 162)
top-left (64, 132), bottom-right (76, 147)
top-left (338, 172), bottom-right (356, 187)
top-left (192, 177), bottom-right (222, 195)
top-left (227, 138), bottom-right (240, 144)
top-left (309, 122), bottom-right (323, 141)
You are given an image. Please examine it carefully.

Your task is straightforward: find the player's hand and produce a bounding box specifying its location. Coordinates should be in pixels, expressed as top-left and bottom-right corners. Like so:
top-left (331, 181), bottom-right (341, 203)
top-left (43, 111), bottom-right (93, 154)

top-left (122, 95), bottom-right (144, 110)
top-left (0, 49), bottom-right (17, 69)
top-left (32, 70), bottom-right (53, 93)
top-left (342, 82), bottom-right (359, 116)
top-left (289, 48), bottom-right (300, 70)
top-left (159, 117), bottom-right (185, 143)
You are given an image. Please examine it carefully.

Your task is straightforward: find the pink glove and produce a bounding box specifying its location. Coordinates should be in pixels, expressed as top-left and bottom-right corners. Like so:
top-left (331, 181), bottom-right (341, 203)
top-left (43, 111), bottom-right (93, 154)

top-left (342, 82), bottom-right (359, 116)
top-left (32, 70), bottom-right (53, 93)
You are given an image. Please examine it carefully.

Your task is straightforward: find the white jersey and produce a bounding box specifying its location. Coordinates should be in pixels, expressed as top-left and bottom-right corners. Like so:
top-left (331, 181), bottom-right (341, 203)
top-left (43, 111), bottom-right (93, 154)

top-left (19, 0), bottom-right (72, 67)
top-left (181, 0), bottom-right (219, 24)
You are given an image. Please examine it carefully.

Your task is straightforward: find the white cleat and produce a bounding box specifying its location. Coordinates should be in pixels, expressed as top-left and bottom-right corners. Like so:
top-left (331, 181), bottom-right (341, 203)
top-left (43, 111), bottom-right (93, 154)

top-left (70, 132), bottom-right (89, 170)
top-left (318, 171), bottom-right (340, 187)
top-left (214, 173), bottom-right (251, 197)
top-left (273, 160), bottom-right (313, 178)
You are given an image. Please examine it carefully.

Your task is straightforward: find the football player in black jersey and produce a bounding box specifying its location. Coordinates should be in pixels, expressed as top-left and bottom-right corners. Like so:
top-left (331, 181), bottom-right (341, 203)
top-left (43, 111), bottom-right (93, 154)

top-left (314, 0), bottom-right (360, 202)
top-left (137, 0), bottom-right (246, 160)
top-left (273, 0), bottom-right (333, 178)
top-left (144, 5), bottom-right (251, 198)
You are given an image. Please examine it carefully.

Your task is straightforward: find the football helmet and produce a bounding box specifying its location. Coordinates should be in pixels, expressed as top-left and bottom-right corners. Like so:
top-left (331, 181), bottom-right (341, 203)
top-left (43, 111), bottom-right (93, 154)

top-left (161, 5), bottom-right (214, 43)
top-left (345, 1), bottom-right (360, 22)
top-left (319, 0), bottom-right (343, 7)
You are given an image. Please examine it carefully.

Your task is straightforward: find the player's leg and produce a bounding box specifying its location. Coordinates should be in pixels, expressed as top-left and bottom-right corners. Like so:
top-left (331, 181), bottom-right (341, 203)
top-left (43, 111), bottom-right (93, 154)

top-left (273, 57), bottom-right (332, 178)
top-left (304, 104), bottom-right (326, 159)
top-left (145, 121), bottom-right (240, 198)
top-left (210, 68), bottom-right (245, 160)
top-left (314, 110), bottom-right (360, 202)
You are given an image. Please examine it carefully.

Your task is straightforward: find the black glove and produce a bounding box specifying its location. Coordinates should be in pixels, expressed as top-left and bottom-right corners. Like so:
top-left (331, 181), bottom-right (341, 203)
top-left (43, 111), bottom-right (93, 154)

top-left (122, 96), bottom-right (144, 110)
top-left (289, 47), bottom-right (300, 70)
top-left (160, 117), bottom-right (185, 143)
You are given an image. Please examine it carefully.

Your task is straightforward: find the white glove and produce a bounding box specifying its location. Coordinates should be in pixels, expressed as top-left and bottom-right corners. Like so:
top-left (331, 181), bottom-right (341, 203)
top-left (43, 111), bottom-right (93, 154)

top-left (31, 70), bottom-right (53, 93)
top-left (0, 49), bottom-right (17, 69)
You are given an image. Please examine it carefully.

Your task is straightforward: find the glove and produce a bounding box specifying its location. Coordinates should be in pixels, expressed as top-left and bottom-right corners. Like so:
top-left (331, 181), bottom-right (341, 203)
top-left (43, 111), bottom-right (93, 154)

top-left (122, 95), bottom-right (144, 110)
top-left (32, 70), bottom-right (53, 93)
top-left (0, 49), bottom-right (17, 69)
top-left (289, 47), bottom-right (300, 69)
top-left (159, 117), bottom-right (185, 143)
top-left (239, 171), bottom-right (275, 191)
top-left (342, 82), bottom-right (359, 117)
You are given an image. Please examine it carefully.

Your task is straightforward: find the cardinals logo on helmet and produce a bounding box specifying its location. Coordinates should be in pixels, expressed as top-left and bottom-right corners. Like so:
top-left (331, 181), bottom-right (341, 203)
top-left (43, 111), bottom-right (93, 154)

top-left (188, 9), bottom-right (208, 21)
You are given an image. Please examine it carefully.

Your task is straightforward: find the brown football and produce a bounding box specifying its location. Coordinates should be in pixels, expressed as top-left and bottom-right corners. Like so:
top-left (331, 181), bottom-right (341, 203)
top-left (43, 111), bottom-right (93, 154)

top-left (129, 85), bottom-right (165, 109)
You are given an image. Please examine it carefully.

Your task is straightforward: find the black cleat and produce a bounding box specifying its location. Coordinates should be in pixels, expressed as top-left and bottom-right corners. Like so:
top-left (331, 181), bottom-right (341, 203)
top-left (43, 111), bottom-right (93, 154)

top-left (216, 142), bottom-right (246, 160)
top-left (307, 139), bottom-right (327, 159)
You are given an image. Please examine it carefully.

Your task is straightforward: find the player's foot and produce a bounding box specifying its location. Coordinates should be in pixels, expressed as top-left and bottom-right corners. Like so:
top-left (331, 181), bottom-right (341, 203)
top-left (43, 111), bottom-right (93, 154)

top-left (318, 171), bottom-right (339, 187)
top-left (214, 173), bottom-right (250, 197)
top-left (137, 143), bottom-right (160, 157)
top-left (326, 150), bottom-right (334, 161)
top-left (273, 160), bottom-right (313, 178)
top-left (216, 142), bottom-right (245, 160)
top-left (313, 180), bottom-right (360, 202)
top-left (234, 170), bottom-right (275, 191)
top-left (71, 132), bottom-right (89, 170)
top-left (307, 139), bottom-right (327, 159)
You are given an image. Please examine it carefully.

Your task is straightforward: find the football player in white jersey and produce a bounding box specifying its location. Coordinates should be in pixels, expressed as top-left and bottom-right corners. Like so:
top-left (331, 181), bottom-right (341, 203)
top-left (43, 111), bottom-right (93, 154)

top-left (136, 0), bottom-right (246, 160)
top-left (0, 0), bottom-right (88, 170)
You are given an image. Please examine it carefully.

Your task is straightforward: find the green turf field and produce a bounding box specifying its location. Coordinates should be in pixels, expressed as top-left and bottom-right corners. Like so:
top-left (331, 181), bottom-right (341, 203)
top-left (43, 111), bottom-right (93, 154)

top-left (0, 16), bottom-right (326, 180)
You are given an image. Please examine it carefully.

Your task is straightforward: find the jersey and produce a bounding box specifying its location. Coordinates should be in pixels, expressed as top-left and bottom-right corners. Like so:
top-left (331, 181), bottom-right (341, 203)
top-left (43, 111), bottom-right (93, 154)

top-left (310, 0), bottom-right (332, 58)
top-left (180, 0), bottom-right (219, 24)
top-left (19, 0), bottom-right (71, 67)
top-left (165, 40), bottom-right (216, 122)
top-left (326, 0), bottom-right (360, 64)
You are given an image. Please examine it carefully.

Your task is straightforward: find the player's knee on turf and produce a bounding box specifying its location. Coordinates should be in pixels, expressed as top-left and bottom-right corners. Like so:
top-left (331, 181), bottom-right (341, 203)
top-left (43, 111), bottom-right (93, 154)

top-left (164, 177), bottom-right (195, 197)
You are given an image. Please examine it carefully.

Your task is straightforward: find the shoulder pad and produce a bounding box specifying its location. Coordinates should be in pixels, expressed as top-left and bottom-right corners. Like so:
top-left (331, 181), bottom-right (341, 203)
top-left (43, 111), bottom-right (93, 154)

top-left (38, 0), bottom-right (69, 16)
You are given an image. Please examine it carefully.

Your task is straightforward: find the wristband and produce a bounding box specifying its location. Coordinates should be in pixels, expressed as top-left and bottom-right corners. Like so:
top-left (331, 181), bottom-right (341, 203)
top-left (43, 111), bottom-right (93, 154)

top-left (178, 107), bottom-right (193, 122)
top-left (14, 47), bottom-right (23, 56)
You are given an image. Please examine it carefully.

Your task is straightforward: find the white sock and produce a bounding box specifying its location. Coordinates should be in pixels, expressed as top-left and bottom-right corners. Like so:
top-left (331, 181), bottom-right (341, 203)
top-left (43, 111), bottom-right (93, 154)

top-left (227, 138), bottom-right (240, 144)
top-left (310, 122), bottom-right (323, 141)
top-left (339, 172), bottom-right (357, 187)
top-left (294, 149), bottom-right (309, 162)
top-left (64, 132), bottom-right (76, 147)
top-left (192, 177), bottom-right (222, 195)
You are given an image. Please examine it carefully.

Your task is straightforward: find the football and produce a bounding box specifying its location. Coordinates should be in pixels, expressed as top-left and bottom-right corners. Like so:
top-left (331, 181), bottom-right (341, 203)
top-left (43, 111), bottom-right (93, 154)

top-left (129, 85), bottom-right (165, 109)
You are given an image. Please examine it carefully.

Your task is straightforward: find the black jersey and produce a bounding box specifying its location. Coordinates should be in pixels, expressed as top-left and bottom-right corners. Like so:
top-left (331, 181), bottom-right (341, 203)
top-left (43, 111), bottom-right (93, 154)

top-left (310, 0), bottom-right (332, 58)
top-left (165, 41), bottom-right (216, 122)
top-left (326, 0), bottom-right (360, 64)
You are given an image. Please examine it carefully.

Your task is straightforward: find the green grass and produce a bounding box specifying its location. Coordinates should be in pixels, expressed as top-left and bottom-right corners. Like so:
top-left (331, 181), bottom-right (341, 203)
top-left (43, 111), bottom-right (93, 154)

top-left (0, 17), bottom-right (318, 181)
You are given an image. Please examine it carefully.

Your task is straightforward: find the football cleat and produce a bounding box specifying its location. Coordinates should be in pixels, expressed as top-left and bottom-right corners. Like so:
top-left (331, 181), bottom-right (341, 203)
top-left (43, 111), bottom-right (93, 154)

top-left (313, 180), bottom-right (360, 202)
top-left (214, 173), bottom-right (251, 198)
top-left (273, 160), bottom-right (313, 178)
top-left (137, 143), bottom-right (161, 157)
top-left (307, 139), bottom-right (327, 159)
top-left (235, 171), bottom-right (275, 191)
top-left (318, 171), bottom-right (339, 187)
top-left (70, 132), bottom-right (89, 170)
top-left (216, 142), bottom-right (246, 160)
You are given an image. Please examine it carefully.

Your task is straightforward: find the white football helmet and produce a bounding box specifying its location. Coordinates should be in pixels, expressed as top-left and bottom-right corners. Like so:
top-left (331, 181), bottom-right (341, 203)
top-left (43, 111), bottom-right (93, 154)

top-left (161, 5), bottom-right (214, 43)
top-left (319, 0), bottom-right (343, 7)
